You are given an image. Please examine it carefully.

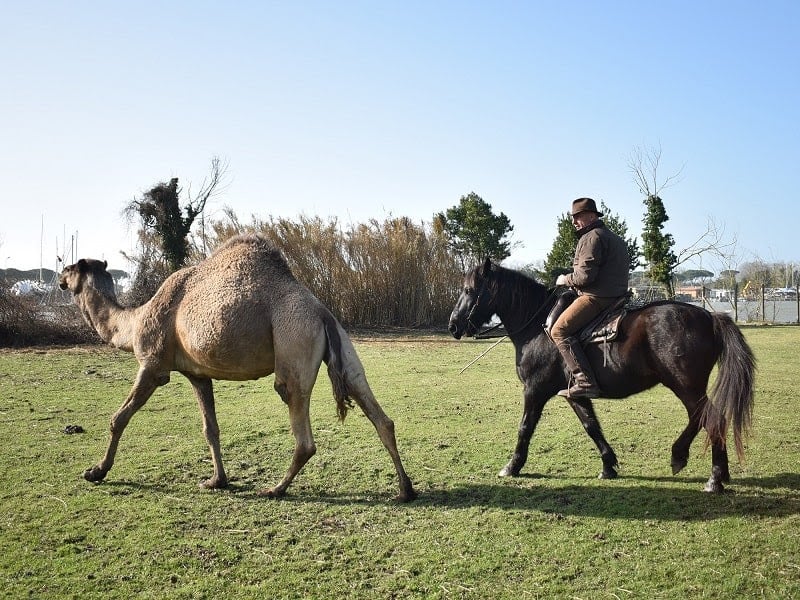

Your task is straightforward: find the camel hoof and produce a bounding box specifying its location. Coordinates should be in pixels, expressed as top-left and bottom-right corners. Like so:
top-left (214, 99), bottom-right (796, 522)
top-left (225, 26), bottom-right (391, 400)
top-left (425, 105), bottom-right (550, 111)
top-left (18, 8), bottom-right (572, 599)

top-left (83, 466), bottom-right (107, 482)
top-left (257, 487), bottom-right (285, 499)
top-left (199, 477), bottom-right (228, 490)
top-left (397, 487), bottom-right (418, 503)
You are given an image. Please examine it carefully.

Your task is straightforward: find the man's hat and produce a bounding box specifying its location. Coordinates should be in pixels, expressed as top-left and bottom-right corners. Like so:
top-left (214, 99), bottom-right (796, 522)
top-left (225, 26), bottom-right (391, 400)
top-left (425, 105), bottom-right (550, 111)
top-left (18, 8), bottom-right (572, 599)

top-left (571, 197), bottom-right (603, 217)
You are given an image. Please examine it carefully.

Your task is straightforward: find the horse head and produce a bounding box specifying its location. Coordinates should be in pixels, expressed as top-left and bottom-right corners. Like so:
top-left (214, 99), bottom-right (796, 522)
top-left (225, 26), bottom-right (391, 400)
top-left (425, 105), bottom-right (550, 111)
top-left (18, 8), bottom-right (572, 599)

top-left (448, 257), bottom-right (498, 339)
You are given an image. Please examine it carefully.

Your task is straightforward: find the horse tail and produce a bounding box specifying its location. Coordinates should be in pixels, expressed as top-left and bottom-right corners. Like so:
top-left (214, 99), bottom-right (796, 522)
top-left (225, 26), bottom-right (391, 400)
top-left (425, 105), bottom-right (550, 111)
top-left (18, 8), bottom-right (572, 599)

top-left (321, 311), bottom-right (354, 422)
top-left (702, 313), bottom-right (756, 461)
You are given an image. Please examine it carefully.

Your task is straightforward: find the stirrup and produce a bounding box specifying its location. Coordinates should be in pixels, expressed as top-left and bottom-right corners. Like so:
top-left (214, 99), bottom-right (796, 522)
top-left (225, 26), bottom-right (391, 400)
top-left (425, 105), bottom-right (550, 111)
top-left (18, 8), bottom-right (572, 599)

top-left (557, 385), bottom-right (600, 399)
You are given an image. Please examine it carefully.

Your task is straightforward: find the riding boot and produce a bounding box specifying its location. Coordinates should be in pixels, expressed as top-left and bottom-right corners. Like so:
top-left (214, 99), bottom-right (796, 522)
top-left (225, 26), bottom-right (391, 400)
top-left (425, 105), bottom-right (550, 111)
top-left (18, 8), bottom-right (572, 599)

top-left (555, 337), bottom-right (601, 399)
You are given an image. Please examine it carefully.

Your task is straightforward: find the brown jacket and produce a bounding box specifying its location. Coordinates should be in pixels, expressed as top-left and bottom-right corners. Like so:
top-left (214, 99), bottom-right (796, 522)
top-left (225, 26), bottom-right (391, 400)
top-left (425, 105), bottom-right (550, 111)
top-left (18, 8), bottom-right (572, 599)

top-left (563, 220), bottom-right (630, 297)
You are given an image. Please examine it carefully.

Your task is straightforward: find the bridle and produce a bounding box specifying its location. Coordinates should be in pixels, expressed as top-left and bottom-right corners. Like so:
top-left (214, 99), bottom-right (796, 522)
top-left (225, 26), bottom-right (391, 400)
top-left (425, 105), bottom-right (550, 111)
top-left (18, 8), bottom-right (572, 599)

top-left (467, 277), bottom-right (561, 339)
top-left (465, 277), bottom-right (493, 334)
top-left (458, 283), bottom-right (563, 374)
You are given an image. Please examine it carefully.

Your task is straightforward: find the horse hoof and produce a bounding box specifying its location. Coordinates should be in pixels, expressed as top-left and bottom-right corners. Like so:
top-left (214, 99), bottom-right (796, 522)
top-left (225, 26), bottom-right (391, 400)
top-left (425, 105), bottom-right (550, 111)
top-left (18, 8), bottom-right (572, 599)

top-left (498, 465), bottom-right (518, 477)
top-left (703, 480), bottom-right (725, 493)
top-left (598, 469), bottom-right (618, 480)
top-left (671, 460), bottom-right (687, 475)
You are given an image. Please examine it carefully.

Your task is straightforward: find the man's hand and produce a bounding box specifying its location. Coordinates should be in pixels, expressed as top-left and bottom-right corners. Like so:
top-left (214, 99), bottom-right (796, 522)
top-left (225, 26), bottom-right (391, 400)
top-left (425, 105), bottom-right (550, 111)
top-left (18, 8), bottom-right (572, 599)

top-left (555, 274), bottom-right (569, 286)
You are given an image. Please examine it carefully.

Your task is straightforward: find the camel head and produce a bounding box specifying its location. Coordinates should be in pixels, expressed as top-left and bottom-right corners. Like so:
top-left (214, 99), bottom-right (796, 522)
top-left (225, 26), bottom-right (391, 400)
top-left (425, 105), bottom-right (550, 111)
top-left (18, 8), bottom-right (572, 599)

top-left (59, 258), bottom-right (117, 299)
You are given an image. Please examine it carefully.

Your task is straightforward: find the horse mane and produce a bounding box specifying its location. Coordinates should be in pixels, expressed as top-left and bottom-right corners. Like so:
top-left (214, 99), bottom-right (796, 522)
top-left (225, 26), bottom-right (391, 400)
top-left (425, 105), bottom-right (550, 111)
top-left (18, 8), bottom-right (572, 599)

top-left (487, 262), bottom-right (550, 312)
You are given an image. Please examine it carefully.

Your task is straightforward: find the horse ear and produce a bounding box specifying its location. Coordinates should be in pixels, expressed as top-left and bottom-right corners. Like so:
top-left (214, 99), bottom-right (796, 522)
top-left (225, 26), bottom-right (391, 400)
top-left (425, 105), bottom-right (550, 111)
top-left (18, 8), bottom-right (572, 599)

top-left (103, 260), bottom-right (108, 270)
top-left (480, 256), bottom-right (492, 277)
top-left (77, 259), bottom-right (87, 271)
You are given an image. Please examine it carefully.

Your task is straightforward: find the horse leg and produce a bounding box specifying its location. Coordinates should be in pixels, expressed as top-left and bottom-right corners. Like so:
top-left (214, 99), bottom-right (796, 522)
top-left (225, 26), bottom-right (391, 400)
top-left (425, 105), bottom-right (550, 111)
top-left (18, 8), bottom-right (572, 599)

top-left (565, 398), bottom-right (619, 479)
top-left (670, 394), bottom-right (705, 475)
top-left (672, 392), bottom-right (730, 492)
top-left (704, 416), bottom-right (731, 493)
top-left (346, 371), bottom-right (417, 502)
top-left (499, 390), bottom-right (549, 477)
top-left (258, 376), bottom-right (316, 498)
top-left (185, 375), bottom-right (228, 489)
top-left (84, 367), bottom-right (164, 482)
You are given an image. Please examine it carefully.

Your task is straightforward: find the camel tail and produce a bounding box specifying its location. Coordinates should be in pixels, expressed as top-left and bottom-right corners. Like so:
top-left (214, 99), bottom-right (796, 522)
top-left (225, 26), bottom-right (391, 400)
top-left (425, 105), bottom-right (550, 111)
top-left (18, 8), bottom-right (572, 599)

top-left (322, 312), bottom-right (354, 422)
top-left (702, 313), bottom-right (756, 462)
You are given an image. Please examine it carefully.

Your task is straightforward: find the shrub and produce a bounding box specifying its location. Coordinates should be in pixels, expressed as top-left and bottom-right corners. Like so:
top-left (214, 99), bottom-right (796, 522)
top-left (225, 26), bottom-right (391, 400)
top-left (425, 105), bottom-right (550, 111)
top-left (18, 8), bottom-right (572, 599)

top-left (0, 284), bottom-right (99, 348)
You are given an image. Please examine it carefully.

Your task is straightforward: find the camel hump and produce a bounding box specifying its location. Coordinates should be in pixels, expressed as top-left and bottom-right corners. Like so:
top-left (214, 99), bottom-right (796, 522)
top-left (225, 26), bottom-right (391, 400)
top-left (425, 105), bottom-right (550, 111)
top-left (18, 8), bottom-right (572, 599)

top-left (321, 312), bottom-right (354, 421)
top-left (213, 234), bottom-right (294, 279)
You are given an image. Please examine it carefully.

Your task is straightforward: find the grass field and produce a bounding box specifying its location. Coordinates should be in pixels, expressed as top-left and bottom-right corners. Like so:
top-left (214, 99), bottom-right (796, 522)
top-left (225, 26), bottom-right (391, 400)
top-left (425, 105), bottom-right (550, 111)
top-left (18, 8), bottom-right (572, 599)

top-left (0, 326), bottom-right (798, 599)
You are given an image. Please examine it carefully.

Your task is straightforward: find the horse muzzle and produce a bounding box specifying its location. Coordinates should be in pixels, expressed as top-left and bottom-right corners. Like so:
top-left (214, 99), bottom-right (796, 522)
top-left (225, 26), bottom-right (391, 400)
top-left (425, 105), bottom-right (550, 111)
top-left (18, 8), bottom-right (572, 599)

top-left (448, 315), bottom-right (476, 340)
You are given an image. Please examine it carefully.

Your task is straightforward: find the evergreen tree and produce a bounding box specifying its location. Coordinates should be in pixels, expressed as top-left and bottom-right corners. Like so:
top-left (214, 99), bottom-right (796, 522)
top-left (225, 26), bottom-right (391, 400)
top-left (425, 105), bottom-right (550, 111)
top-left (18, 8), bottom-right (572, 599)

top-left (436, 192), bottom-right (514, 270)
top-left (641, 194), bottom-right (677, 297)
top-left (541, 212), bottom-right (578, 282)
top-left (541, 201), bottom-right (638, 285)
top-left (601, 202), bottom-right (641, 272)
top-left (130, 178), bottom-right (195, 271)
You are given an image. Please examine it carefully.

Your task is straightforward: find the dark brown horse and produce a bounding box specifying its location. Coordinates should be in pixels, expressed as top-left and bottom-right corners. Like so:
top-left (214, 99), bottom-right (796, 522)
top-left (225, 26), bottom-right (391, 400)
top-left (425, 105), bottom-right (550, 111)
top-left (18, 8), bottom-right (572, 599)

top-left (448, 259), bottom-right (756, 493)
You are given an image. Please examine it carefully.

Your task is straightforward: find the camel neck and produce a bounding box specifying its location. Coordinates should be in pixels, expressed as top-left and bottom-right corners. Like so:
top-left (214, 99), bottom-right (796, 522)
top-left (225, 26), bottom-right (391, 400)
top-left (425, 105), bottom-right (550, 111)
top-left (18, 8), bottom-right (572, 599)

top-left (76, 286), bottom-right (136, 351)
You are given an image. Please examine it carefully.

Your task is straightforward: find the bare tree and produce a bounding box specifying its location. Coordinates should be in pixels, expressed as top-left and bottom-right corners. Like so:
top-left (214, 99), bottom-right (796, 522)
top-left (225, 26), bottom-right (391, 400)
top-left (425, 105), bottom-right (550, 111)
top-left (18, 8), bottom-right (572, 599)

top-left (675, 216), bottom-right (738, 269)
top-left (631, 146), bottom-right (679, 296)
top-left (630, 145), bottom-right (738, 295)
top-left (189, 156), bottom-right (230, 259)
top-left (629, 144), bottom-right (684, 199)
top-left (123, 157), bottom-right (228, 303)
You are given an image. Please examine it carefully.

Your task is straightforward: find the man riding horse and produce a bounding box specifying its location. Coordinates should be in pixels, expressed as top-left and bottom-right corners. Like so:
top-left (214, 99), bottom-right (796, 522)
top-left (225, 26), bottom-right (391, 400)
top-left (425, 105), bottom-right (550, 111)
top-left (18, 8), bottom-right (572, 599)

top-left (552, 198), bottom-right (630, 399)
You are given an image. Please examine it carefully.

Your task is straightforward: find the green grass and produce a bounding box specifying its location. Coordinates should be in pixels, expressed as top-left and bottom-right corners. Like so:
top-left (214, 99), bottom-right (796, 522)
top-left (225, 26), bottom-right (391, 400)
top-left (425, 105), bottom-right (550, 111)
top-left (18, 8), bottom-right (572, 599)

top-left (1, 327), bottom-right (798, 599)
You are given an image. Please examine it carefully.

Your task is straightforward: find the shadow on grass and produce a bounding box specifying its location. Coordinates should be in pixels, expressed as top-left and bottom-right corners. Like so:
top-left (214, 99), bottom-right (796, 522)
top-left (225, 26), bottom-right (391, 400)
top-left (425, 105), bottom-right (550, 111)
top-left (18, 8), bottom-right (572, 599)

top-left (410, 473), bottom-right (800, 521)
top-left (91, 472), bottom-right (800, 521)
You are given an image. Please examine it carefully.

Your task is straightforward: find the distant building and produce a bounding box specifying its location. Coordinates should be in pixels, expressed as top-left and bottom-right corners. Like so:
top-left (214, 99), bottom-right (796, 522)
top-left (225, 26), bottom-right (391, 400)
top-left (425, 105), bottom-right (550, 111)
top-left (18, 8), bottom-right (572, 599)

top-left (631, 285), bottom-right (668, 301)
top-left (674, 286), bottom-right (703, 301)
top-left (707, 288), bottom-right (733, 302)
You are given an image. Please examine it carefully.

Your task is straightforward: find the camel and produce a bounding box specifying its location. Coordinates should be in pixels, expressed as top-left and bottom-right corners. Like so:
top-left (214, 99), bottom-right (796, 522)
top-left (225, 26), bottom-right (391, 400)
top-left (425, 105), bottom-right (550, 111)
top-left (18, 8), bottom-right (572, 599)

top-left (59, 234), bottom-right (416, 501)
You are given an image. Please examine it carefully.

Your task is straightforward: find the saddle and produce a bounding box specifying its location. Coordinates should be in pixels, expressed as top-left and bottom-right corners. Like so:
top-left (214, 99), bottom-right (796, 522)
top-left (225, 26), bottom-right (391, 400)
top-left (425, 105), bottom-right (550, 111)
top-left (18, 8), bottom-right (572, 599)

top-left (545, 289), bottom-right (643, 344)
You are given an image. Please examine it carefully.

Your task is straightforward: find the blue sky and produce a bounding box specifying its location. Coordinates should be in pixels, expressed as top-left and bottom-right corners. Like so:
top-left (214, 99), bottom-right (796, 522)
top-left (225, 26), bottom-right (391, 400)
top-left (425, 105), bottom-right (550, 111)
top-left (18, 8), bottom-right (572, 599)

top-left (2, 2), bottom-right (799, 276)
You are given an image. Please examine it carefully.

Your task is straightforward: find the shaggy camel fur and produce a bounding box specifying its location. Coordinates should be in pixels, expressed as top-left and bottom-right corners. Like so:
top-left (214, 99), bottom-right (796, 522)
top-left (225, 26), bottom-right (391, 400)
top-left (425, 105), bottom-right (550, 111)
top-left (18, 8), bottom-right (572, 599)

top-left (59, 234), bottom-right (416, 501)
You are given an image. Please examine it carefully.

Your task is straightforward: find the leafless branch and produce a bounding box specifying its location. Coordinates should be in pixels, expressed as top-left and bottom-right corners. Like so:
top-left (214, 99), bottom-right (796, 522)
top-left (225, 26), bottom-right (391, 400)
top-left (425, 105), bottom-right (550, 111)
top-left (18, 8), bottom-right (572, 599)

top-left (628, 143), bottom-right (684, 197)
top-left (187, 156), bottom-right (230, 217)
top-left (675, 217), bottom-right (738, 268)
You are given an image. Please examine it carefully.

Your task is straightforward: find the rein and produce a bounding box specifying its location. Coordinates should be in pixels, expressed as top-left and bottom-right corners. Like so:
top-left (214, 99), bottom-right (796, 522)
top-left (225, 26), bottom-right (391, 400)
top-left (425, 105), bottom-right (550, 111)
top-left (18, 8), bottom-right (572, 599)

top-left (476, 286), bottom-right (561, 339)
top-left (459, 286), bottom-right (561, 374)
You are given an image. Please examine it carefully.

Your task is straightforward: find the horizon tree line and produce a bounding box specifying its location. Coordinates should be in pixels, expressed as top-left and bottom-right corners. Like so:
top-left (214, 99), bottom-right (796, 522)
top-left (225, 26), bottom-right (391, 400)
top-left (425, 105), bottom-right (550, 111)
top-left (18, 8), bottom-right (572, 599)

top-left (115, 149), bottom-right (744, 326)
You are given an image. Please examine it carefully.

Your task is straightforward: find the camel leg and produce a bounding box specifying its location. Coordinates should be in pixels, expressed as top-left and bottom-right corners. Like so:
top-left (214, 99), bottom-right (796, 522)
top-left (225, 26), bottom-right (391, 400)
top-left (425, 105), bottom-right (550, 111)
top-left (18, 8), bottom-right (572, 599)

top-left (185, 375), bottom-right (228, 489)
top-left (346, 372), bottom-right (417, 502)
top-left (84, 368), bottom-right (163, 482)
top-left (258, 377), bottom-right (316, 498)
top-left (565, 397), bottom-right (619, 479)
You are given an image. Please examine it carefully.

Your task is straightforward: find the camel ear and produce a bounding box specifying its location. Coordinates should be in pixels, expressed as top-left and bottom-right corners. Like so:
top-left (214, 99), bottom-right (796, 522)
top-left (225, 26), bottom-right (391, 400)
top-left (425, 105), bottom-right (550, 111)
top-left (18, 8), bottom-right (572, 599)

top-left (480, 257), bottom-right (492, 278)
